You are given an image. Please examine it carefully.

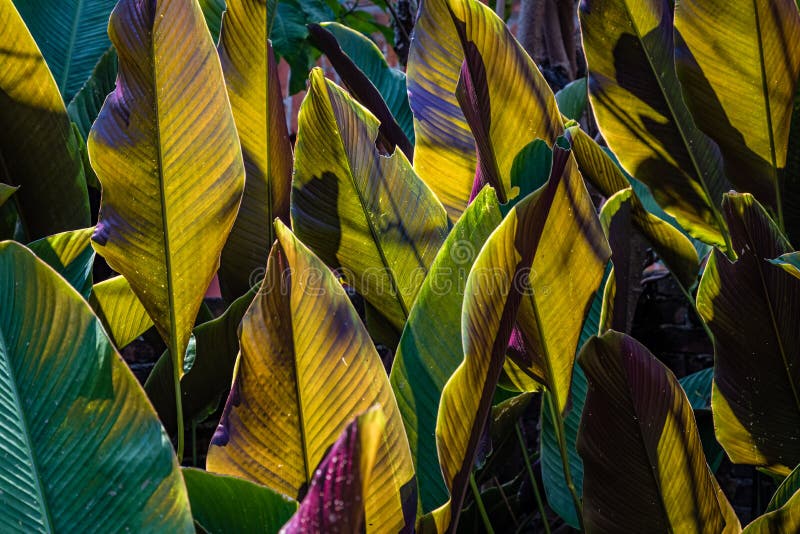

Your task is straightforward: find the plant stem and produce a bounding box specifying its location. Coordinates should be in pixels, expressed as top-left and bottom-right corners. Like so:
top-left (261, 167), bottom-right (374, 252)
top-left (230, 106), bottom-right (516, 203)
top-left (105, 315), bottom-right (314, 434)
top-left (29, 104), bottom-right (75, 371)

top-left (515, 422), bottom-right (551, 534)
top-left (545, 393), bottom-right (584, 531)
top-left (172, 343), bottom-right (185, 461)
top-left (470, 472), bottom-right (494, 534)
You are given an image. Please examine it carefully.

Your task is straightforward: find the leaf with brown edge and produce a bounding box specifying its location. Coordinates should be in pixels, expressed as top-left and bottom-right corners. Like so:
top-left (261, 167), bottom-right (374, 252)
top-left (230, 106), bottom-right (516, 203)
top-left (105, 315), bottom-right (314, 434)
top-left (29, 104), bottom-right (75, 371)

top-left (578, 331), bottom-right (740, 533)
top-left (697, 193), bottom-right (800, 475)
top-left (280, 406), bottom-right (386, 534)
top-left (428, 143), bottom-right (609, 532)
top-left (217, 0), bottom-right (293, 301)
top-left (206, 220), bottom-right (416, 533)
top-left (580, 0), bottom-right (732, 249)
top-left (88, 0), bottom-right (245, 380)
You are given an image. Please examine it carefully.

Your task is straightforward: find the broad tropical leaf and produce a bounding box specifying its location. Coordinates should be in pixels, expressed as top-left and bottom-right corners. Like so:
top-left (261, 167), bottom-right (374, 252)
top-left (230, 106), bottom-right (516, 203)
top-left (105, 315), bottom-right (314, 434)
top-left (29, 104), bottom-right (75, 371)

top-left (580, 0), bottom-right (731, 249)
top-left (280, 407), bottom-right (386, 533)
top-left (578, 331), bottom-right (740, 533)
top-left (697, 193), bottom-right (800, 475)
top-left (216, 0), bottom-right (293, 300)
top-left (674, 0), bottom-right (800, 220)
top-left (12, 0), bottom-right (116, 100)
top-left (770, 252), bottom-right (800, 280)
top-left (28, 227), bottom-right (94, 298)
top-left (743, 488), bottom-right (800, 533)
top-left (206, 221), bottom-right (416, 533)
top-left (555, 78), bottom-right (588, 122)
top-left (89, 275), bottom-right (153, 349)
top-left (429, 145), bottom-right (609, 531)
top-left (321, 22), bottom-right (415, 144)
top-left (0, 0), bottom-right (90, 240)
top-left (291, 68), bottom-right (448, 332)
top-left (0, 184), bottom-right (18, 208)
top-left (68, 48), bottom-right (118, 140)
top-left (0, 241), bottom-right (192, 532)
top-left (568, 125), bottom-right (700, 288)
top-left (89, 0), bottom-right (245, 377)
top-left (183, 468), bottom-right (297, 534)
top-left (390, 186), bottom-right (503, 513)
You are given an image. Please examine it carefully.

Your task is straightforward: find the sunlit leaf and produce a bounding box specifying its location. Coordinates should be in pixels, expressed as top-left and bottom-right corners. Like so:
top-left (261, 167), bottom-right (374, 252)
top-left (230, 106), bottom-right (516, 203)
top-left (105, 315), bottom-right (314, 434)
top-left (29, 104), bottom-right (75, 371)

top-left (182, 468), bottom-right (297, 534)
top-left (206, 221), bottom-right (416, 533)
top-left (697, 193), bottom-right (800, 475)
top-left (217, 0), bottom-right (293, 300)
top-left (0, 241), bottom-right (192, 531)
top-left (0, 0), bottom-right (90, 240)
top-left (578, 331), bottom-right (740, 533)
top-left (769, 252), bottom-right (800, 280)
top-left (580, 0), bottom-right (731, 249)
top-left (743, 487), bottom-right (800, 532)
top-left (674, 0), bottom-right (800, 223)
top-left (89, 275), bottom-right (153, 350)
top-left (88, 0), bottom-right (245, 376)
top-left (280, 407), bottom-right (386, 533)
top-left (27, 227), bottom-right (94, 298)
top-left (292, 68), bottom-right (448, 332)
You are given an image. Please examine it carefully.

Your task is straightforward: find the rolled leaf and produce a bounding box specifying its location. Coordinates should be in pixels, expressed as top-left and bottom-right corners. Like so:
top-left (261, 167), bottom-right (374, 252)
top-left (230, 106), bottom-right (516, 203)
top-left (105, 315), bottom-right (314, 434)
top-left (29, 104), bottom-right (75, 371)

top-left (580, 0), bottom-right (731, 248)
top-left (291, 68), bottom-right (448, 331)
top-left (0, 0), bottom-right (90, 240)
top-left (89, 275), bottom-right (153, 350)
top-left (390, 186), bottom-right (503, 513)
top-left (182, 468), bottom-right (297, 534)
top-left (0, 241), bottom-right (192, 532)
top-left (13, 0), bottom-right (116, 100)
top-left (430, 144), bottom-right (609, 531)
top-left (697, 193), bottom-right (800, 474)
top-left (578, 331), bottom-right (740, 533)
top-left (280, 407), bottom-right (386, 533)
top-left (28, 227), bottom-right (95, 298)
top-left (674, 0), bottom-right (800, 218)
top-left (206, 221), bottom-right (416, 533)
top-left (217, 0), bottom-right (293, 300)
top-left (88, 0), bottom-right (245, 374)
top-left (568, 125), bottom-right (700, 289)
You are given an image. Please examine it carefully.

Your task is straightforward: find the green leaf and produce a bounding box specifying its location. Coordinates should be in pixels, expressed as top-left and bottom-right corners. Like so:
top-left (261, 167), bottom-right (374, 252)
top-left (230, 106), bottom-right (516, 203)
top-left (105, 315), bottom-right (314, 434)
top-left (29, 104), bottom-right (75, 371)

top-left (697, 193), bottom-right (800, 475)
top-left (390, 186), bottom-right (503, 513)
top-left (88, 0), bottom-right (245, 378)
top-left (206, 221), bottom-right (416, 533)
top-left (321, 22), bottom-right (415, 144)
top-left (217, 0), bottom-right (293, 300)
top-left (768, 463), bottom-right (800, 513)
top-left (743, 486), bottom-right (800, 532)
top-left (0, 184), bottom-right (18, 208)
top-left (580, 0), bottom-right (732, 249)
top-left (679, 368), bottom-right (726, 473)
top-left (182, 468), bottom-right (297, 534)
top-left (0, 241), bottom-right (193, 531)
top-left (27, 227), bottom-right (94, 298)
top-left (568, 124), bottom-right (700, 289)
top-left (0, 0), bottom-right (90, 240)
top-left (769, 252), bottom-right (800, 280)
top-left (89, 275), bottom-right (153, 350)
top-left (12, 0), bottom-right (116, 100)
top-left (679, 367), bottom-right (713, 411)
top-left (555, 77), bottom-right (588, 121)
top-left (429, 145), bottom-right (609, 531)
top-left (199, 0), bottom-right (226, 42)
top-left (67, 47), bottom-right (118, 140)
top-left (578, 331), bottom-right (740, 533)
top-left (291, 68), bottom-right (448, 332)
top-left (674, 0), bottom-right (800, 224)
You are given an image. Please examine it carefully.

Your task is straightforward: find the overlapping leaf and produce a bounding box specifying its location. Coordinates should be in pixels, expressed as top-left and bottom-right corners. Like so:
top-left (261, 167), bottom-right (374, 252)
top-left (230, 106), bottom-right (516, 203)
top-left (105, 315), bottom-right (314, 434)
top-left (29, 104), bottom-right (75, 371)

top-left (697, 193), bottom-right (800, 475)
top-left (291, 68), bottom-right (448, 332)
top-left (280, 407), bottom-right (385, 533)
top-left (89, 275), bottom-right (153, 350)
top-left (88, 0), bottom-right (245, 377)
top-left (674, 0), bottom-right (800, 219)
top-left (578, 331), bottom-right (740, 533)
top-left (206, 221), bottom-right (416, 533)
top-left (0, 0), bottom-right (90, 240)
top-left (770, 252), bottom-right (800, 280)
top-left (217, 0), bottom-right (293, 300)
top-left (28, 227), bottom-right (94, 298)
top-left (68, 48), bottom-right (118, 140)
top-left (743, 490), bottom-right (800, 533)
top-left (580, 0), bottom-right (731, 249)
top-left (429, 145), bottom-right (609, 531)
top-left (0, 241), bottom-right (192, 532)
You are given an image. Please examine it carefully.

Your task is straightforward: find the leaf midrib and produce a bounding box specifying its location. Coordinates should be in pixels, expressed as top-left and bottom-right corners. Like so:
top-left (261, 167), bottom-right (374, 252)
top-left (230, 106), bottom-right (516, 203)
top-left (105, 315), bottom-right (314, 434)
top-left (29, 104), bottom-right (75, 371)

top-left (0, 326), bottom-right (54, 532)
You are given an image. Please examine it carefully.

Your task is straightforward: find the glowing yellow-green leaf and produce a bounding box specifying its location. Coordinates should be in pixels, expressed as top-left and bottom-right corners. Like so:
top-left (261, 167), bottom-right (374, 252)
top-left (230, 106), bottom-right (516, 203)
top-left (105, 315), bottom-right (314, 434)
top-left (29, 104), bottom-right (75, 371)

top-left (217, 0), bottom-right (293, 300)
top-left (429, 145), bottom-right (609, 531)
top-left (580, 0), bottom-right (731, 249)
top-left (675, 0), bottom-right (800, 222)
top-left (770, 252), bottom-right (800, 280)
top-left (0, 0), bottom-right (90, 240)
top-left (27, 227), bottom-right (95, 298)
top-left (206, 221), bottom-right (416, 533)
top-left (89, 275), bottom-right (153, 350)
top-left (743, 489), bottom-right (800, 533)
top-left (292, 68), bottom-right (448, 332)
top-left (88, 0), bottom-right (245, 378)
